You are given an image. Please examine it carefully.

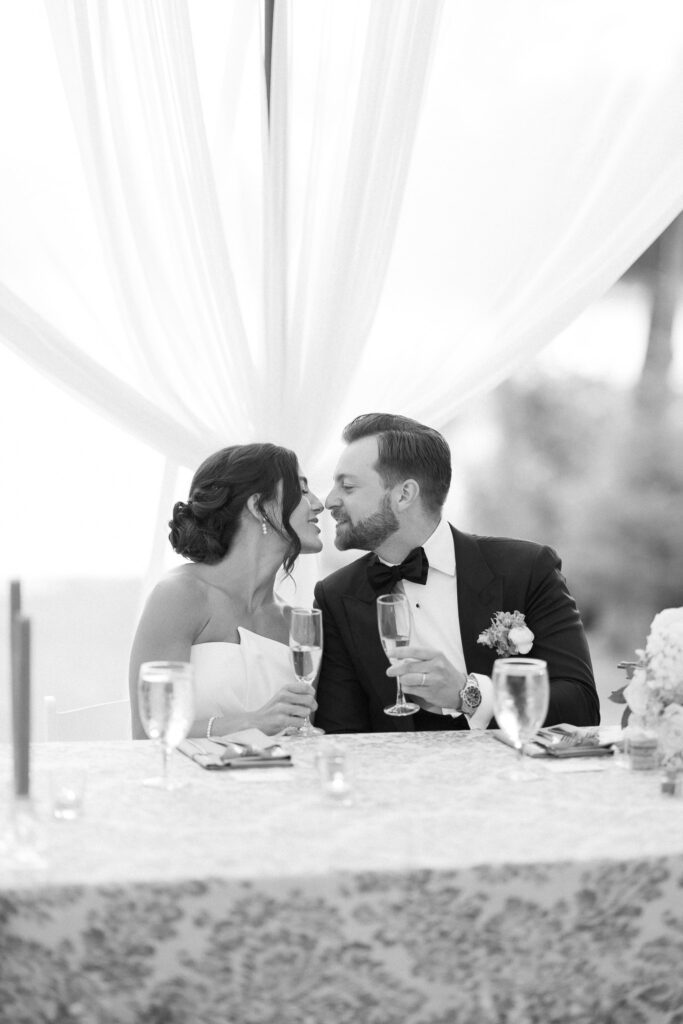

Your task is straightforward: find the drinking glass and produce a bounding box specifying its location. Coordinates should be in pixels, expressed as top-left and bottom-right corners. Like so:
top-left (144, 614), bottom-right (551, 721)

top-left (317, 743), bottom-right (353, 804)
top-left (377, 593), bottom-right (419, 716)
top-left (51, 769), bottom-right (86, 820)
top-left (137, 661), bottom-right (194, 789)
top-left (492, 657), bottom-right (549, 780)
top-left (289, 608), bottom-right (324, 737)
top-left (0, 797), bottom-right (47, 869)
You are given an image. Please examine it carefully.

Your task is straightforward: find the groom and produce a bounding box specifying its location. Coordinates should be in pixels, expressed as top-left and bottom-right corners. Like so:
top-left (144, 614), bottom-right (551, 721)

top-left (314, 412), bottom-right (599, 733)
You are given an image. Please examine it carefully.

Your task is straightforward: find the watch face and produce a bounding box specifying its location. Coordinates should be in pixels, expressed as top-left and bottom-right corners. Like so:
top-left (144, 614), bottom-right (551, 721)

top-left (461, 684), bottom-right (482, 711)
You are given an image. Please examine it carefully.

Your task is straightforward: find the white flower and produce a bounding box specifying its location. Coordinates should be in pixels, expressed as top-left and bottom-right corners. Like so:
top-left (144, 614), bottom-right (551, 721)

top-left (623, 669), bottom-right (651, 718)
top-left (614, 609), bottom-right (683, 755)
top-left (647, 608), bottom-right (683, 687)
top-left (649, 608), bottom-right (683, 643)
top-left (657, 704), bottom-right (683, 767)
top-left (508, 625), bottom-right (534, 655)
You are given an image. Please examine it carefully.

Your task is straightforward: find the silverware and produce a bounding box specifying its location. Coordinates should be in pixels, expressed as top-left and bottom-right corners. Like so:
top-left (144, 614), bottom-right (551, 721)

top-left (263, 744), bottom-right (287, 758)
top-left (536, 728), bottom-right (599, 748)
top-left (214, 740), bottom-right (253, 757)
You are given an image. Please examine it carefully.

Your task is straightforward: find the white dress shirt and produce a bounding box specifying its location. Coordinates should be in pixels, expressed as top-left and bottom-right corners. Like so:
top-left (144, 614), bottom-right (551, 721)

top-left (398, 518), bottom-right (494, 730)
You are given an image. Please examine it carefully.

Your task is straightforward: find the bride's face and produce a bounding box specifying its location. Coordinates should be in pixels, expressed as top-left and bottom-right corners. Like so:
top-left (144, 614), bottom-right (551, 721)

top-left (289, 472), bottom-right (324, 554)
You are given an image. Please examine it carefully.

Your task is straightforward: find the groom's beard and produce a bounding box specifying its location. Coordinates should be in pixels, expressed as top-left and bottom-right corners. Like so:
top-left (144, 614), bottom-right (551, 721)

top-left (333, 492), bottom-right (399, 551)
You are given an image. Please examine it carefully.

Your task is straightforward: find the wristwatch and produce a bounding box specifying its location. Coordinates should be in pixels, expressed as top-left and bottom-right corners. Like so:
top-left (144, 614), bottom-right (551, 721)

top-left (458, 674), bottom-right (482, 716)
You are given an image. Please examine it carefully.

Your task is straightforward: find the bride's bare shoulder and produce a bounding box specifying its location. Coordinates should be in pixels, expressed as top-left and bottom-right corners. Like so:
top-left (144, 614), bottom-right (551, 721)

top-left (148, 566), bottom-right (209, 608)
top-left (131, 566), bottom-right (215, 656)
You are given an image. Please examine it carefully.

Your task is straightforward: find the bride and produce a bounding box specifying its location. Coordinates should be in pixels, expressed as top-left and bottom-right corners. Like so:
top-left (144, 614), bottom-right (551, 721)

top-left (129, 443), bottom-right (324, 739)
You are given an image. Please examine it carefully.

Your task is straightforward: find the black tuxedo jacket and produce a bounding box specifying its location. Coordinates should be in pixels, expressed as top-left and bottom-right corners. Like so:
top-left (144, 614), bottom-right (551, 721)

top-left (314, 526), bottom-right (599, 733)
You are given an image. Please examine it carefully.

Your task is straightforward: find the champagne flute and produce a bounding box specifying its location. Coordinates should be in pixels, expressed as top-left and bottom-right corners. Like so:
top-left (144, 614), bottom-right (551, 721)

top-left (377, 593), bottom-right (419, 716)
top-left (289, 608), bottom-right (324, 737)
top-left (137, 661), bottom-right (194, 789)
top-left (492, 657), bottom-right (549, 780)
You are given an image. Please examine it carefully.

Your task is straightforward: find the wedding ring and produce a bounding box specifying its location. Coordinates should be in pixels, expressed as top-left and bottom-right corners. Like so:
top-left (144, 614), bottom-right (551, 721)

top-left (421, 672), bottom-right (427, 686)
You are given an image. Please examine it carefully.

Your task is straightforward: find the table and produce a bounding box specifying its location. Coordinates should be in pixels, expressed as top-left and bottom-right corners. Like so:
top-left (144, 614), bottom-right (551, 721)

top-left (1, 732), bottom-right (683, 1024)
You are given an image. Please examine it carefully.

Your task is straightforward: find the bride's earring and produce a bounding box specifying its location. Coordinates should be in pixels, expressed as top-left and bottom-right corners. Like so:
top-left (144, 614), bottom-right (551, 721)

top-left (261, 520), bottom-right (268, 536)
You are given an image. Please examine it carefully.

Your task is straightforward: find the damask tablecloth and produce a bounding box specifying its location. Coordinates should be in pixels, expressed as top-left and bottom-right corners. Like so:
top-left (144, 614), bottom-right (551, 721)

top-left (1, 732), bottom-right (683, 1024)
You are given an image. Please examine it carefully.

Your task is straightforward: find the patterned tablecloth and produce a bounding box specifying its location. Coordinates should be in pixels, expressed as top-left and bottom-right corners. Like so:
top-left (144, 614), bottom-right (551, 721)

top-left (1, 732), bottom-right (683, 1024)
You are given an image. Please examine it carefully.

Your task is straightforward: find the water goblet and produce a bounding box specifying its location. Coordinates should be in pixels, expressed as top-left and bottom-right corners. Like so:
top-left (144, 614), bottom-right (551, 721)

top-left (377, 593), bottom-right (419, 717)
top-left (492, 657), bottom-right (549, 780)
top-left (137, 661), bottom-right (194, 789)
top-left (288, 608), bottom-right (324, 737)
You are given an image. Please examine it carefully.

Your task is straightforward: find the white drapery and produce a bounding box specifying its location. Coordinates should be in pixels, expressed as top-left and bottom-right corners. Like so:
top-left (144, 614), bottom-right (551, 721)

top-left (1, 0), bottom-right (683, 580)
top-left (363, 0), bottom-right (683, 424)
top-left (0, 0), bottom-right (444, 476)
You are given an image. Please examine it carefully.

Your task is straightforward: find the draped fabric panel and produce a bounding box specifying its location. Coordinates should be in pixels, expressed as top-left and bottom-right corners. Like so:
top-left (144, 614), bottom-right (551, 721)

top-left (0, 0), bottom-right (445, 478)
top-left (1, 0), bottom-right (683, 590)
top-left (355, 0), bottom-right (683, 425)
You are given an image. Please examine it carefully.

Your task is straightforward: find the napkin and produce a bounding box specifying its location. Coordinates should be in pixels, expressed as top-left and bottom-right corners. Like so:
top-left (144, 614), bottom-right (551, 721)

top-left (536, 724), bottom-right (617, 757)
top-left (495, 723), bottom-right (617, 758)
top-left (178, 731), bottom-right (292, 771)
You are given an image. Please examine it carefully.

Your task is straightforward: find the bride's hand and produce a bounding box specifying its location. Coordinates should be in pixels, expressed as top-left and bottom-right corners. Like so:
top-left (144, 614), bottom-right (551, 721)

top-left (252, 682), bottom-right (317, 735)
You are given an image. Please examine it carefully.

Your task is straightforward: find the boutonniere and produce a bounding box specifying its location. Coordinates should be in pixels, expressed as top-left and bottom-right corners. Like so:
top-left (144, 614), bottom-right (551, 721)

top-left (477, 611), bottom-right (535, 656)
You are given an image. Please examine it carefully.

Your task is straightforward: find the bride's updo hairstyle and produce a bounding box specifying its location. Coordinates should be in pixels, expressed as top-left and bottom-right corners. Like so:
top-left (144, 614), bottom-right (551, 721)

top-left (169, 444), bottom-right (303, 573)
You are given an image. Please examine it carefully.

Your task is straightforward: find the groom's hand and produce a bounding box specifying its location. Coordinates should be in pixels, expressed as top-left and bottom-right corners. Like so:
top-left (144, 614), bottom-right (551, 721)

top-left (386, 647), bottom-right (467, 712)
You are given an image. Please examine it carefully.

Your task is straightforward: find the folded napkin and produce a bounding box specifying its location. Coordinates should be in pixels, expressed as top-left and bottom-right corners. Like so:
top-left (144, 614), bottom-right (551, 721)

top-left (495, 724), bottom-right (617, 758)
top-left (534, 724), bottom-right (615, 758)
top-left (179, 732), bottom-right (292, 771)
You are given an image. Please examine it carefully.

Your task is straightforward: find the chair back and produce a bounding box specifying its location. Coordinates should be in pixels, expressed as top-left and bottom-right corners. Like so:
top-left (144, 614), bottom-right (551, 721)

top-left (44, 696), bottom-right (132, 742)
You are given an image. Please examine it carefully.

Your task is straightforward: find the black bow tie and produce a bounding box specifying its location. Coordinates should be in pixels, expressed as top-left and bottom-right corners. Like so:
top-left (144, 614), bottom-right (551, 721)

top-left (367, 547), bottom-right (429, 591)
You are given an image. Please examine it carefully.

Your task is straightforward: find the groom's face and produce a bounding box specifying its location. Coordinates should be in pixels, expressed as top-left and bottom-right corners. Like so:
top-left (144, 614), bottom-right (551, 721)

top-left (326, 436), bottom-right (399, 551)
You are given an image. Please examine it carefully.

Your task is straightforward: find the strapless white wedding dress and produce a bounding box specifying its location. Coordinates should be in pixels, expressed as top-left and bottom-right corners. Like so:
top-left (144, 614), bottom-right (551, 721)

top-left (190, 626), bottom-right (293, 720)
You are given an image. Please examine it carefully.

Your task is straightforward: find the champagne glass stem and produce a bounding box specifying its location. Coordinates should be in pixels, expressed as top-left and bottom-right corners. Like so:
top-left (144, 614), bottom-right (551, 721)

top-left (161, 744), bottom-right (170, 788)
top-left (515, 740), bottom-right (534, 780)
top-left (395, 679), bottom-right (407, 709)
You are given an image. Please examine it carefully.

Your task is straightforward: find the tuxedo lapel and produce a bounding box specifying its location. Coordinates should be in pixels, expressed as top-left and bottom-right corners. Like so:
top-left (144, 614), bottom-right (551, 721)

top-left (452, 527), bottom-right (503, 676)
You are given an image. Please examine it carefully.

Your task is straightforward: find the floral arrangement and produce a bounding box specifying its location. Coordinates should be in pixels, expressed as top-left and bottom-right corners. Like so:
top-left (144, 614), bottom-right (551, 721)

top-left (477, 611), bottom-right (534, 657)
top-left (610, 607), bottom-right (683, 770)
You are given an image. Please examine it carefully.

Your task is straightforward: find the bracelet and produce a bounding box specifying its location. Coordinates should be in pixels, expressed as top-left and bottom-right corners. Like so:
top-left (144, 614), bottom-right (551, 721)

top-left (206, 715), bottom-right (219, 739)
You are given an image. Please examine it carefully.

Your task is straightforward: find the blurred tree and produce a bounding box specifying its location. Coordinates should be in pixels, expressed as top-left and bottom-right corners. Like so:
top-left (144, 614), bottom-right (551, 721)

top-left (464, 213), bottom-right (683, 654)
top-left (466, 378), bottom-right (683, 651)
top-left (599, 211), bottom-right (683, 642)
top-left (465, 375), bottom-right (614, 550)
top-left (627, 212), bottom-right (683, 412)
